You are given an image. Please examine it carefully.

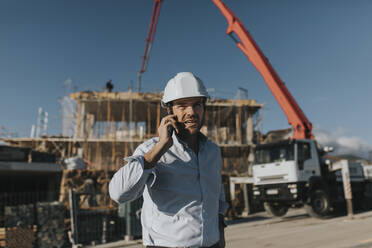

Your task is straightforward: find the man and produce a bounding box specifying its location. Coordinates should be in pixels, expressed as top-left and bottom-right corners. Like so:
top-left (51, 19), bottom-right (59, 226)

top-left (109, 72), bottom-right (228, 248)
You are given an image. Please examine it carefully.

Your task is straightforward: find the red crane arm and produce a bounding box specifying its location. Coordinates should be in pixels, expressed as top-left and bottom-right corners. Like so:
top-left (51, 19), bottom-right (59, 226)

top-left (212, 0), bottom-right (313, 140)
top-left (137, 0), bottom-right (162, 92)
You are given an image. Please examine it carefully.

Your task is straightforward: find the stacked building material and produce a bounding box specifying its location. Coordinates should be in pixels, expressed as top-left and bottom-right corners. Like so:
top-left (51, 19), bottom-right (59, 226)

top-left (4, 204), bottom-right (34, 227)
top-left (35, 202), bottom-right (66, 248)
top-left (4, 204), bottom-right (35, 248)
top-left (4, 202), bottom-right (67, 248)
top-left (5, 227), bottom-right (35, 248)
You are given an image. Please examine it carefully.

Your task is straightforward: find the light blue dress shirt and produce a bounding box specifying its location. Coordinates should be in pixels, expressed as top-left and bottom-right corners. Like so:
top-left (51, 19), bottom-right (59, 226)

top-left (109, 133), bottom-right (228, 247)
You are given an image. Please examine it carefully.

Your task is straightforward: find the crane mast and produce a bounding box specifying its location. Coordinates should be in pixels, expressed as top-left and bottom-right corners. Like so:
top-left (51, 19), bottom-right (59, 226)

top-left (137, 0), bottom-right (162, 92)
top-left (212, 0), bottom-right (313, 140)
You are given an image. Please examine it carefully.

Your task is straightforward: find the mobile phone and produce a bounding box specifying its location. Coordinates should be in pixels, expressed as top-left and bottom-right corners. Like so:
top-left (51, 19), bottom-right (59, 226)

top-left (167, 109), bottom-right (174, 137)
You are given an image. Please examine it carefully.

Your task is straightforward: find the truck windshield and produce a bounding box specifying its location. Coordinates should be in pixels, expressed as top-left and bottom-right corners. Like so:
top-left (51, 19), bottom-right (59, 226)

top-left (255, 143), bottom-right (294, 164)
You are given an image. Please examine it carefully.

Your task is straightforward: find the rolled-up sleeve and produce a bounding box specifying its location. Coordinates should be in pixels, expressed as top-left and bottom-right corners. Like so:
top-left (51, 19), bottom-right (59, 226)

top-left (109, 142), bottom-right (157, 203)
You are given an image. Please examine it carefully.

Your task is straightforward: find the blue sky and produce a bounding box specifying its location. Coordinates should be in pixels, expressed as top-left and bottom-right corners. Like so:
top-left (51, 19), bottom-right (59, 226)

top-left (1, 0), bottom-right (372, 155)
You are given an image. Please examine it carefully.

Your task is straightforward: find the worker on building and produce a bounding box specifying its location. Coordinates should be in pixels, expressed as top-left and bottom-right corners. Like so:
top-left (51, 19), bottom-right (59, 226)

top-left (109, 72), bottom-right (228, 248)
top-left (106, 79), bottom-right (113, 92)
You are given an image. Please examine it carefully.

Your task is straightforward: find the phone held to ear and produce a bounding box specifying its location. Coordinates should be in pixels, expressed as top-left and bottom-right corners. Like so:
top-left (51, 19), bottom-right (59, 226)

top-left (168, 109), bottom-right (174, 137)
top-left (167, 125), bottom-right (174, 137)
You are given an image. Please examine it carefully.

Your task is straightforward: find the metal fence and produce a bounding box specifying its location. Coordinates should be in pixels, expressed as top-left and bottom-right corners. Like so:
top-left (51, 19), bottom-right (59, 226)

top-left (68, 190), bottom-right (142, 247)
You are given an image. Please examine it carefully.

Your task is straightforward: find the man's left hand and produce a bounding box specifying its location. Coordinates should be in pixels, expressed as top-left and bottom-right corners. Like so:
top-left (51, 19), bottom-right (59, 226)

top-left (218, 214), bottom-right (226, 248)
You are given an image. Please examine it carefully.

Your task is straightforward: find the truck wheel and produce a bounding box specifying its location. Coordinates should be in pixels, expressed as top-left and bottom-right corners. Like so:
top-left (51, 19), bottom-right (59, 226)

top-left (263, 202), bottom-right (288, 217)
top-left (305, 189), bottom-right (331, 219)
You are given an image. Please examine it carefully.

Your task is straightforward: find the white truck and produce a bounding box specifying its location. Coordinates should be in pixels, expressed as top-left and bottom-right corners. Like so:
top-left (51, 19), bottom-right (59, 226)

top-left (252, 139), bottom-right (367, 218)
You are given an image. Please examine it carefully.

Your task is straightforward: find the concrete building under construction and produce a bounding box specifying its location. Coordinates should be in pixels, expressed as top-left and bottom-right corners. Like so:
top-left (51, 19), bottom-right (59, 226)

top-left (7, 90), bottom-right (262, 176)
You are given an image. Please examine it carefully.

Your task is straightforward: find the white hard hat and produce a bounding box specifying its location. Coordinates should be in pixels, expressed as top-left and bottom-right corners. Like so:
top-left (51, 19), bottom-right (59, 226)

top-left (161, 72), bottom-right (209, 107)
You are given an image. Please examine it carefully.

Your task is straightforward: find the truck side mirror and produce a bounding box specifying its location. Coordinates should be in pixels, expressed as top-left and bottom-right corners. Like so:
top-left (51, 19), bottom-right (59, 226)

top-left (323, 146), bottom-right (334, 153)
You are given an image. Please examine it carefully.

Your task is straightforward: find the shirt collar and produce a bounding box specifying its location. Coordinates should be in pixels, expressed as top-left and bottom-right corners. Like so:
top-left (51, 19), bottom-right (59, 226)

top-left (172, 131), bottom-right (208, 152)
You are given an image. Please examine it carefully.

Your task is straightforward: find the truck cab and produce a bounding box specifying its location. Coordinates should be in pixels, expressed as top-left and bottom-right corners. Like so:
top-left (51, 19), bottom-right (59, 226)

top-left (253, 139), bottom-right (321, 187)
top-left (252, 139), bottom-right (330, 217)
top-left (252, 139), bottom-right (367, 218)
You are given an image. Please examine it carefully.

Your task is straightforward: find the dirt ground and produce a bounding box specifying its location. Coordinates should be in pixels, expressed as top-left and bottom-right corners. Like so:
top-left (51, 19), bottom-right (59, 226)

top-left (225, 208), bottom-right (372, 248)
top-left (90, 208), bottom-right (372, 248)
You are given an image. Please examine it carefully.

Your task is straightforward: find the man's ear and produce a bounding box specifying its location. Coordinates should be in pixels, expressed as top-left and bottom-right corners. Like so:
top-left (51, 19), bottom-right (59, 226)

top-left (167, 105), bottom-right (174, 115)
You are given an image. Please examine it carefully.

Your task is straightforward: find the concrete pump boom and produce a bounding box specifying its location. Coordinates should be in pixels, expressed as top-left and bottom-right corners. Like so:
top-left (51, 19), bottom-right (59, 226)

top-left (212, 0), bottom-right (313, 140)
top-left (141, 0), bottom-right (313, 139)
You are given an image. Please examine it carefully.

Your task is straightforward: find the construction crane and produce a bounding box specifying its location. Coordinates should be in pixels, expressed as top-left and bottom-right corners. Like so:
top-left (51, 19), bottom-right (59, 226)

top-left (137, 0), bottom-right (162, 92)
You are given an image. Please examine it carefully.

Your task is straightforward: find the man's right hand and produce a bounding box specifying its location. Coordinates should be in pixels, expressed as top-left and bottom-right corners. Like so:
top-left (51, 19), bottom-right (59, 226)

top-left (143, 114), bottom-right (179, 169)
top-left (158, 114), bottom-right (178, 149)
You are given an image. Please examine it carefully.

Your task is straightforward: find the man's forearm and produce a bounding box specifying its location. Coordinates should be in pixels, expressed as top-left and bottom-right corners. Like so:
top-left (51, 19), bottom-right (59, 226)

top-left (109, 156), bottom-right (150, 203)
top-left (143, 140), bottom-right (170, 169)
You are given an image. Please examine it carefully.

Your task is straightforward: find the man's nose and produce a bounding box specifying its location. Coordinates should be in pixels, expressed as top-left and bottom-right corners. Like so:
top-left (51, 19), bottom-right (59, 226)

top-left (185, 105), bottom-right (197, 114)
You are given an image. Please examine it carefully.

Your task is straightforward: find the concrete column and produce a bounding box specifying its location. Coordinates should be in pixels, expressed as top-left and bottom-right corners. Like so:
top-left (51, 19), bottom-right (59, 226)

top-left (80, 101), bottom-right (86, 139)
top-left (75, 101), bottom-right (86, 139)
top-left (235, 107), bottom-right (242, 144)
top-left (86, 114), bottom-right (95, 138)
top-left (74, 102), bottom-right (81, 139)
top-left (246, 110), bottom-right (253, 145)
